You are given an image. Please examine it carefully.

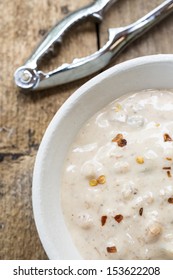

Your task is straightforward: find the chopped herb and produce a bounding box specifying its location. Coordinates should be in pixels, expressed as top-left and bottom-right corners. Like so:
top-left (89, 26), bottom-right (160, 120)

top-left (115, 103), bottom-right (122, 112)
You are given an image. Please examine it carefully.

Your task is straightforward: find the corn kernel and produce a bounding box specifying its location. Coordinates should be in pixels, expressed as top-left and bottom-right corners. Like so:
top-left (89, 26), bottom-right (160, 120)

top-left (136, 156), bottom-right (144, 164)
top-left (166, 157), bottom-right (172, 161)
top-left (97, 175), bottom-right (106, 184)
top-left (89, 179), bottom-right (98, 187)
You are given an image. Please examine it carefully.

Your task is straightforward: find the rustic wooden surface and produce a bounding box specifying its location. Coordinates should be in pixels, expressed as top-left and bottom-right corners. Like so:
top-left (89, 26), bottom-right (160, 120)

top-left (0, 0), bottom-right (173, 259)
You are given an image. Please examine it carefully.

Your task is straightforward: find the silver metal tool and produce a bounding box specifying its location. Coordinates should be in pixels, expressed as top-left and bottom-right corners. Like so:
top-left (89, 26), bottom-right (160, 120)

top-left (14, 0), bottom-right (173, 91)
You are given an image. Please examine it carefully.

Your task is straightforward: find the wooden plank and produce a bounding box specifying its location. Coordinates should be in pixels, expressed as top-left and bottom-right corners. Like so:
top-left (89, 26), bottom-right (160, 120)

top-left (0, 0), bottom-right (97, 260)
top-left (1, 0), bottom-right (97, 153)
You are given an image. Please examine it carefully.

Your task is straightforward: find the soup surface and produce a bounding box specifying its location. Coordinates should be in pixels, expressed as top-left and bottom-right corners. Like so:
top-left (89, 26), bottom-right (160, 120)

top-left (61, 89), bottom-right (173, 259)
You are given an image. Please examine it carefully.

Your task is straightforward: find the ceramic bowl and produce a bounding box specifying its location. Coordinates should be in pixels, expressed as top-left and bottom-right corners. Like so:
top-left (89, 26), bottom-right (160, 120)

top-left (32, 54), bottom-right (173, 259)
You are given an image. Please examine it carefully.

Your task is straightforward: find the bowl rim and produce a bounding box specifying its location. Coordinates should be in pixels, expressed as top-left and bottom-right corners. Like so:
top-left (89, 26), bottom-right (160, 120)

top-left (32, 54), bottom-right (173, 259)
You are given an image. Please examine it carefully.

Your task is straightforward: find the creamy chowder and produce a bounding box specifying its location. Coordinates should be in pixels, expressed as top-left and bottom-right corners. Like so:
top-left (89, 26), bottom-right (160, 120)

top-left (61, 89), bottom-right (173, 259)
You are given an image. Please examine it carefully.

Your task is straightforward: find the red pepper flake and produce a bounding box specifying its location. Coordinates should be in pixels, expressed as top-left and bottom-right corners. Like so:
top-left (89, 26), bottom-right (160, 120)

top-left (139, 207), bottom-right (143, 216)
top-left (112, 133), bottom-right (123, 142)
top-left (168, 197), bottom-right (173, 203)
top-left (167, 171), bottom-right (172, 178)
top-left (114, 214), bottom-right (123, 223)
top-left (163, 167), bottom-right (171, 170)
top-left (101, 215), bottom-right (107, 226)
top-left (112, 134), bottom-right (127, 147)
top-left (164, 133), bottom-right (173, 142)
top-left (118, 138), bottom-right (127, 147)
top-left (106, 246), bottom-right (117, 253)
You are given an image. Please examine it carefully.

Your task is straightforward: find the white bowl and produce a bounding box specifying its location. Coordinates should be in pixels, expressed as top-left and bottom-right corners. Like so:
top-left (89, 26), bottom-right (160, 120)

top-left (32, 54), bottom-right (173, 259)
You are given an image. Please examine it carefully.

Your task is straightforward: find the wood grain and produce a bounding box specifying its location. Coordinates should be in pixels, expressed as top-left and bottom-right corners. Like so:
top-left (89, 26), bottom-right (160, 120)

top-left (0, 0), bottom-right (173, 259)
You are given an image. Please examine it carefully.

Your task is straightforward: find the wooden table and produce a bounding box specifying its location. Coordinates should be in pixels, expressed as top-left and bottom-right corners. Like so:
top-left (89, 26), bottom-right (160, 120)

top-left (0, 0), bottom-right (173, 260)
